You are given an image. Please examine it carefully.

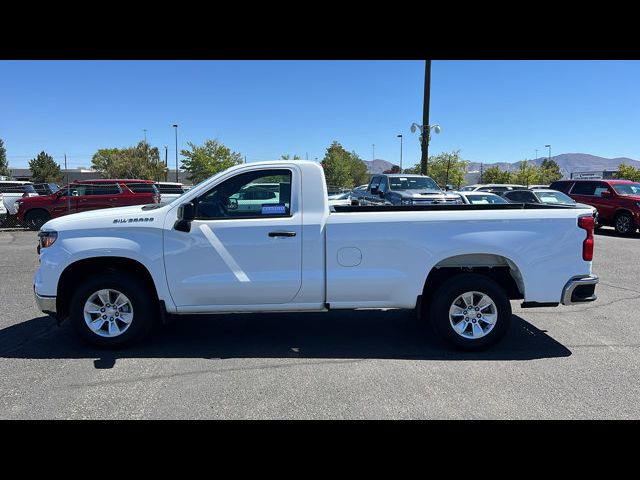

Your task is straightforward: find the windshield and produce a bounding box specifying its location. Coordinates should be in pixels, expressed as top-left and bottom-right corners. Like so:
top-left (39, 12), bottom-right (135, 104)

top-left (611, 183), bottom-right (640, 196)
top-left (465, 194), bottom-right (507, 204)
top-left (389, 176), bottom-right (440, 191)
top-left (536, 190), bottom-right (575, 204)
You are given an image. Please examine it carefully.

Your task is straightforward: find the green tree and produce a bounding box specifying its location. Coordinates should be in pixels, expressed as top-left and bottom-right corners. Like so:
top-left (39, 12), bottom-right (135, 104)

top-left (511, 160), bottom-right (539, 187)
top-left (482, 165), bottom-right (513, 184)
top-left (349, 151), bottom-right (369, 186)
top-left (424, 151), bottom-right (470, 188)
top-left (617, 163), bottom-right (640, 181)
top-left (538, 158), bottom-right (563, 184)
top-left (280, 154), bottom-right (302, 160)
top-left (321, 141), bottom-right (356, 188)
top-left (180, 139), bottom-right (243, 184)
top-left (0, 138), bottom-right (10, 177)
top-left (28, 151), bottom-right (63, 183)
top-left (92, 141), bottom-right (166, 180)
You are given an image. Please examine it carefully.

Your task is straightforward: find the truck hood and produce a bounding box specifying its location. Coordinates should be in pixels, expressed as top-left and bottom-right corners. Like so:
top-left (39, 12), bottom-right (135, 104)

top-left (400, 190), bottom-right (457, 199)
top-left (42, 204), bottom-right (169, 231)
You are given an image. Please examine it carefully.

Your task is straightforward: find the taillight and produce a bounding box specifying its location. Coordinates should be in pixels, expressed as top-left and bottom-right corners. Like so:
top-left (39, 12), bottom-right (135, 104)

top-left (578, 215), bottom-right (594, 261)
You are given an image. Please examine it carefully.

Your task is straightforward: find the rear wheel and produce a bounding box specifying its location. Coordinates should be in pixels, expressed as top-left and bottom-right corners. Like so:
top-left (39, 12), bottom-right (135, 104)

top-left (614, 212), bottom-right (635, 236)
top-left (69, 271), bottom-right (156, 348)
top-left (25, 209), bottom-right (50, 230)
top-left (428, 273), bottom-right (512, 350)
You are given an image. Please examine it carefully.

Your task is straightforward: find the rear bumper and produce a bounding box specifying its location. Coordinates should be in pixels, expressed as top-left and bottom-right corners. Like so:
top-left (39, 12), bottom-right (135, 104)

top-left (561, 274), bottom-right (599, 305)
top-left (34, 288), bottom-right (57, 316)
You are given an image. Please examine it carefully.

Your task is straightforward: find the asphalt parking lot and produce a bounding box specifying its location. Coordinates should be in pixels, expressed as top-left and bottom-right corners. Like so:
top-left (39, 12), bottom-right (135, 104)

top-left (0, 227), bottom-right (639, 419)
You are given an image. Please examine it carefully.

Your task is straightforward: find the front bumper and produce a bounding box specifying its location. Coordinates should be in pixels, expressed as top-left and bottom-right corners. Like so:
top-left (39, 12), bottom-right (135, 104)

top-left (34, 288), bottom-right (57, 316)
top-left (561, 274), bottom-right (599, 305)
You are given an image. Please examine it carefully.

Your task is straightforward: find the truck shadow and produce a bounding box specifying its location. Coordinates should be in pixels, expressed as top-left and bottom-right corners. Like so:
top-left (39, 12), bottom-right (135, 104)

top-left (0, 310), bottom-right (570, 367)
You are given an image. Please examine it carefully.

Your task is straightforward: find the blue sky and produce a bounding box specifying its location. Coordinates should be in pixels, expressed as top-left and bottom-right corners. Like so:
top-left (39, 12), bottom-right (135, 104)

top-left (1, 60), bottom-right (639, 170)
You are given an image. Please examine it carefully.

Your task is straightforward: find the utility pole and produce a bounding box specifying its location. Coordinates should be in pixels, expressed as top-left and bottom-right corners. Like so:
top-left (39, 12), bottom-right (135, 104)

top-left (421, 60), bottom-right (432, 175)
top-left (397, 134), bottom-right (403, 172)
top-left (64, 154), bottom-right (70, 214)
top-left (480, 162), bottom-right (484, 183)
top-left (173, 125), bottom-right (178, 183)
top-left (164, 146), bottom-right (168, 181)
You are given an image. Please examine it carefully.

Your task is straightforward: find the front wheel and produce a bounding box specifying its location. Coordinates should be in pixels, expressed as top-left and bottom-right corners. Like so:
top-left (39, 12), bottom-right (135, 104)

top-left (25, 210), bottom-right (50, 230)
top-left (69, 271), bottom-right (156, 348)
top-left (429, 273), bottom-right (512, 350)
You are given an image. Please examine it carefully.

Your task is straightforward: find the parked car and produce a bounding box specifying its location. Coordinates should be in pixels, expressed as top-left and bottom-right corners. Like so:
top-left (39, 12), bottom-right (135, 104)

top-left (34, 160), bottom-right (598, 351)
top-left (501, 188), bottom-right (599, 224)
top-left (16, 179), bottom-right (160, 230)
top-left (155, 182), bottom-right (186, 203)
top-left (357, 174), bottom-right (462, 206)
top-left (0, 193), bottom-right (6, 224)
top-left (456, 191), bottom-right (508, 205)
top-left (328, 191), bottom-right (359, 208)
top-left (0, 181), bottom-right (38, 216)
top-left (549, 179), bottom-right (640, 235)
top-left (32, 183), bottom-right (61, 195)
top-left (459, 183), bottom-right (525, 193)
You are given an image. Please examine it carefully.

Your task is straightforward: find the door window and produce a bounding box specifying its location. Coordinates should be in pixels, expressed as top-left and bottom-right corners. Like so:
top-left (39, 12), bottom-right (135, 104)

top-left (570, 182), bottom-right (597, 196)
top-left (196, 169), bottom-right (292, 220)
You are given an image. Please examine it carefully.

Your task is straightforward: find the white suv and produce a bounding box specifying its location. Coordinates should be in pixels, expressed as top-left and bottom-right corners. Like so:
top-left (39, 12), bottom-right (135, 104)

top-left (0, 181), bottom-right (39, 216)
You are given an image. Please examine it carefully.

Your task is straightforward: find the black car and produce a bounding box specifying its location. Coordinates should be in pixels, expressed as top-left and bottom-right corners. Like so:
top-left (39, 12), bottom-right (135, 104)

top-left (357, 174), bottom-right (462, 206)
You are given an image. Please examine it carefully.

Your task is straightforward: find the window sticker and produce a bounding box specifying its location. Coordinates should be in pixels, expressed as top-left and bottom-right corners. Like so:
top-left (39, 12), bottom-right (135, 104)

top-left (261, 203), bottom-right (287, 215)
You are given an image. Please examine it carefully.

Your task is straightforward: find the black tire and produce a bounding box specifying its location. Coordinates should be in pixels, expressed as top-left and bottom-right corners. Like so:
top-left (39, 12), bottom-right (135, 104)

top-left (25, 209), bottom-right (50, 230)
top-left (69, 271), bottom-right (156, 348)
top-left (428, 273), bottom-right (512, 351)
top-left (614, 211), bottom-right (635, 236)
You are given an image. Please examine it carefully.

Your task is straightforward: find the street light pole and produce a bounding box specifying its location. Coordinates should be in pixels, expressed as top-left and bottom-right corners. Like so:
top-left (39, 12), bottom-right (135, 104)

top-left (372, 144), bottom-right (375, 161)
top-left (535, 149), bottom-right (538, 162)
top-left (397, 134), bottom-right (403, 172)
top-left (545, 144), bottom-right (551, 162)
top-left (173, 124), bottom-right (179, 183)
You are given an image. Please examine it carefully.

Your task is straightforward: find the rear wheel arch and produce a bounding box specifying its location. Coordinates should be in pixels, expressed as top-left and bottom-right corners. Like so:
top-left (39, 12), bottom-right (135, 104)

top-left (57, 256), bottom-right (159, 319)
top-left (420, 254), bottom-right (524, 311)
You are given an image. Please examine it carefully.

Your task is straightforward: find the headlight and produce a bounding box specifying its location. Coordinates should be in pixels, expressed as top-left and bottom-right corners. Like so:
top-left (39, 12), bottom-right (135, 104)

top-left (38, 230), bottom-right (58, 249)
top-left (401, 199), bottom-right (413, 205)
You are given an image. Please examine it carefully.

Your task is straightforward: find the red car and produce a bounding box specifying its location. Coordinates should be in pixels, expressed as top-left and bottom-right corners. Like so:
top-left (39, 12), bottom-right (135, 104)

top-left (549, 179), bottom-right (640, 235)
top-left (16, 179), bottom-right (160, 229)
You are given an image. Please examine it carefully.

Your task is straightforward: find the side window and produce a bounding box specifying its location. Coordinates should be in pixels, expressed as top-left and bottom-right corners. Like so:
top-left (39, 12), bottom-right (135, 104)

top-left (89, 184), bottom-right (122, 195)
top-left (378, 177), bottom-right (389, 193)
top-left (594, 183), bottom-right (611, 197)
top-left (570, 182), bottom-right (597, 196)
top-left (369, 177), bottom-right (381, 192)
top-left (196, 169), bottom-right (292, 220)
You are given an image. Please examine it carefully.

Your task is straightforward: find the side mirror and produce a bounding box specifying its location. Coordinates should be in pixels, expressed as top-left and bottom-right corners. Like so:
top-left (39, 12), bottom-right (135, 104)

top-left (600, 190), bottom-right (612, 198)
top-left (174, 202), bottom-right (195, 232)
top-left (370, 186), bottom-right (379, 195)
top-left (444, 184), bottom-right (454, 191)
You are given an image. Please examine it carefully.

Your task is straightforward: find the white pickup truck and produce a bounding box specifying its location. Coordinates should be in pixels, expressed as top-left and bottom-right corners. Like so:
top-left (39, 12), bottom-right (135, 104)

top-left (34, 160), bottom-right (598, 350)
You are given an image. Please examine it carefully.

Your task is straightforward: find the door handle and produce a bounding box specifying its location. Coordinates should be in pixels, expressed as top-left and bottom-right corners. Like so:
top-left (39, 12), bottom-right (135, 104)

top-left (268, 231), bottom-right (296, 237)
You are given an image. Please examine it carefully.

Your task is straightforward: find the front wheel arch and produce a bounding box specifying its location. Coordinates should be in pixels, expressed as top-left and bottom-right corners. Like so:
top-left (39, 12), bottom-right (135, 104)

top-left (57, 256), bottom-right (159, 320)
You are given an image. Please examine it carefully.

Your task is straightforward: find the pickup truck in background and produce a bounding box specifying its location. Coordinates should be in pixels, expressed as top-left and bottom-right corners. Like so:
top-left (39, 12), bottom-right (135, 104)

top-left (16, 179), bottom-right (160, 229)
top-left (357, 173), bottom-right (462, 206)
top-left (33, 161), bottom-right (598, 350)
top-left (0, 181), bottom-right (39, 217)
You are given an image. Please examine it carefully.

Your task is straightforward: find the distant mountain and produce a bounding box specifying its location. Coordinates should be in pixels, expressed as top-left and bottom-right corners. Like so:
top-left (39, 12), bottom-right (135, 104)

top-left (465, 153), bottom-right (640, 185)
top-left (365, 153), bottom-right (640, 184)
top-left (362, 159), bottom-right (396, 174)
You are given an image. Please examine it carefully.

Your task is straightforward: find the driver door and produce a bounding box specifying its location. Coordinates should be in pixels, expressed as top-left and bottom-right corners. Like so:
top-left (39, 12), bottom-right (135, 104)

top-left (163, 167), bottom-right (303, 308)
